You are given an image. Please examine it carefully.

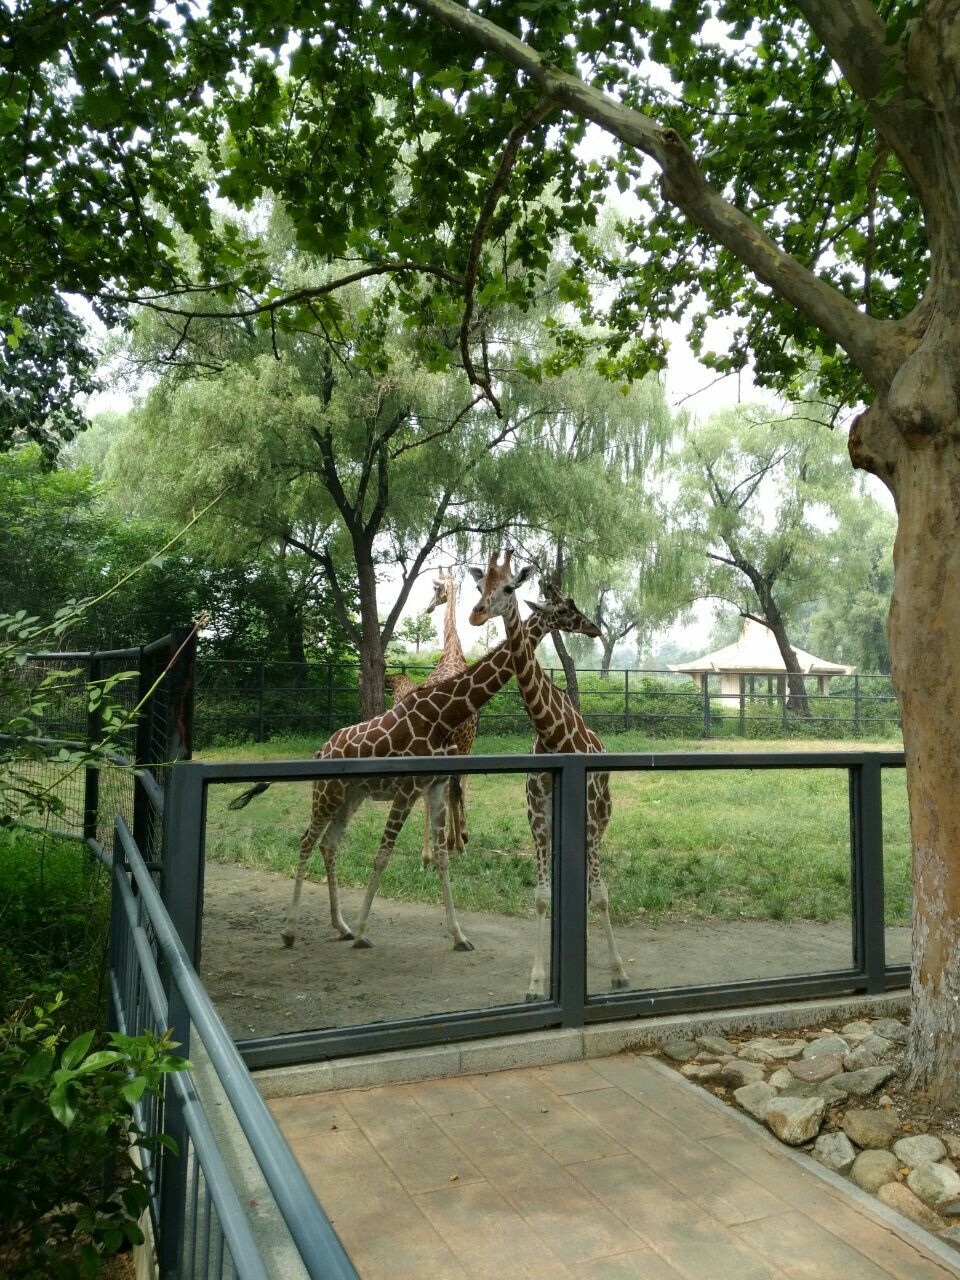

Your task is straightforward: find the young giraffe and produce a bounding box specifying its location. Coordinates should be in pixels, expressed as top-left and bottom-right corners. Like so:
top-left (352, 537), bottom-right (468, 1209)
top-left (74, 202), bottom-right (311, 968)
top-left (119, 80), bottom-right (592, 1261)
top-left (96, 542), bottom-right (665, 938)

top-left (386, 568), bottom-right (476, 864)
top-left (469, 550), bottom-right (630, 1000)
top-left (230, 588), bottom-right (600, 953)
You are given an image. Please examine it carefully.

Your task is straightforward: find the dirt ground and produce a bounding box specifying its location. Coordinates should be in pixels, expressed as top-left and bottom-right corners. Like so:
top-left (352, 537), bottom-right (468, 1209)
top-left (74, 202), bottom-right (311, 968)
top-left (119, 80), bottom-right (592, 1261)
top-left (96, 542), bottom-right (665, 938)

top-left (198, 861), bottom-right (911, 1042)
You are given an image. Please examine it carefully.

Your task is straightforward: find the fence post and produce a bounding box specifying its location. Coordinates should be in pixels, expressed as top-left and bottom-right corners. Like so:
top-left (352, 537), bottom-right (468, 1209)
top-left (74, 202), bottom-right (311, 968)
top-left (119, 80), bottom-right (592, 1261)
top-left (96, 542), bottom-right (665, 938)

top-left (132, 645), bottom-right (154, 855)
top-left (326, 664), bottom-right (335, 732)
top-left (702, 680), bottom-right (711, 739)
top-left (854, 674), bottom-right (862, 736)
top-left (553, 758), bottom-right (588, 1029)
top-left (83, 651), bottom-right (102, 844)
top-left (624, 669), bottom-right (630, 731)
top-left (738, 678), bottom-right (746, 738)
top-left (849, 760), bottom-right (886, 993)
top-left (256, 660), bottom-right (266, 742)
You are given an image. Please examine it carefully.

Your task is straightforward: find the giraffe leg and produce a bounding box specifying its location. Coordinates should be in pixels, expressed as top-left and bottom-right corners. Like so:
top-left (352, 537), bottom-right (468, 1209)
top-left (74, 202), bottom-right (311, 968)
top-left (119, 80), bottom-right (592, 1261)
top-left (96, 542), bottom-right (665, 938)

top-left (588, 774), bottom-right (629, 990)
top-left (352, 788), bottom-right (417, 947)
top-left (450, 775), bottom-right (467, 851)
top-left (320, 798), bottom-right (360, 941)
top-left (282, 781), bottom-right (354, 947)
top-left (427, 782), bottom-right (473, 950)
top-left (420, 800), bottom-right (433, 871)
top-left (525, 773), bottom-right (552, 1001)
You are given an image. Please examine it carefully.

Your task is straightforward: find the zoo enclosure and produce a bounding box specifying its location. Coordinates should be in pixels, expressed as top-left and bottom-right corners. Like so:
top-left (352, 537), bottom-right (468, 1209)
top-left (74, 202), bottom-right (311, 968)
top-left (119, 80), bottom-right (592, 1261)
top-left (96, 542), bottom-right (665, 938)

top-left (195, 657), bottom-right (901, 746)
top-left (172, 747), bottom-right (909, 1071)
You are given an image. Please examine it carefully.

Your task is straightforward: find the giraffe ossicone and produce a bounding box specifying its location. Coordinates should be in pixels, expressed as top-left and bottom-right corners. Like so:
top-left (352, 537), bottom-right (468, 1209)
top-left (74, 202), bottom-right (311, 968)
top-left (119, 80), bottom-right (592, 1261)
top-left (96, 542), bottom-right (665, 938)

top-left (469, 550), bottom-right (630, 1000)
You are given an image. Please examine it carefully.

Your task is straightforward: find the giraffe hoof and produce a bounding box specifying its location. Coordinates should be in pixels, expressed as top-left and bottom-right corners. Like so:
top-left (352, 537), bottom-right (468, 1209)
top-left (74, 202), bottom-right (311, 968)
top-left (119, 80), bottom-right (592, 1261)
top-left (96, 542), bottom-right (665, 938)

top-left (281, 933), bottom-right (296, 949)
top-left (352, 936), bottom-right (374, 949)
top-left (335, 931), bottom-right (355, 941)
top-left (611, 977), bottom-right (630, 991)
top-left (453, 939), bottom-right (475, 952)
top-left (525, 991), bottom-right (545, 1003)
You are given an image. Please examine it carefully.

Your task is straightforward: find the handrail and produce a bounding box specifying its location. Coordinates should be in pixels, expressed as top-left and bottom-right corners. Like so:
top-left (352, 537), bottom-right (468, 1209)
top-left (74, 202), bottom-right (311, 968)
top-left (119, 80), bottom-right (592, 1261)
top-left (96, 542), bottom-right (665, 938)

top-left (115, 817), bottom-right (358, 1280)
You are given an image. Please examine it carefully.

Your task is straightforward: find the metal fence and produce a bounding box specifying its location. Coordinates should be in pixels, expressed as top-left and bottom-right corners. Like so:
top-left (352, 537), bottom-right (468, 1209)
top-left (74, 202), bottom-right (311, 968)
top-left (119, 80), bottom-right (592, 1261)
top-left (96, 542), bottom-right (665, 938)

top-left (6, 630), bottom-right (357, 1279)
top-left (194, 658), bottom-right (901, 746)
top-left (169, 747), bottom-right (909, 1072)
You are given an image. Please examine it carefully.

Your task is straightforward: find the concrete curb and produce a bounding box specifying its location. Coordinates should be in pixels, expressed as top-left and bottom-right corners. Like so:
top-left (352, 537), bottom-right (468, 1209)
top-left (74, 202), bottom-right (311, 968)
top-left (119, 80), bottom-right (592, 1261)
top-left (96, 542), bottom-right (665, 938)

top-left (253, 991), bottom-right (909, 1098)
top-left (642, 1054), bottom-right (960, 1274)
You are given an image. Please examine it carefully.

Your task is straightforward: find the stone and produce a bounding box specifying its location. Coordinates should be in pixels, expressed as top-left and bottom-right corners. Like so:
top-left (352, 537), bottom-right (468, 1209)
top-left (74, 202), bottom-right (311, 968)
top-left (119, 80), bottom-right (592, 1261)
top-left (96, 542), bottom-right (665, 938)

top-left (719, 1060), bottom-right (766, 1088)
top-left (764, 1094), bottom-right (825, 1145)
top-left (782, 1078), bottom-right (850, 1106)
top-left (738, 1046), bottom-right (775, 1064)
top-left (877, 1094), bottom-right (895, 1109)
top-left (877, 1182), bottom-right (947, 1231)
top-left (802, 1034), bottom-right (850, 1060)
top-left (734, 1081), bottom-right (778, 1121)
top-left (872, 1018), bottom-right (907, 1042)
top-left (662, 1039), bottom-right (699, 1063)
top-left (842, 1046), bottom-right (878, 1073)
top-left (813, 1131), bottom-right (857, 1174)
top-left (698, 1034), bottom-right (738, 1055)
top-left (841, 1020), bottom-right (876, 1043)
top-left (893, 1134), bottom-right (948, 1167)
top-left (939, 1224), bottom-right (960, 1246)
top-left (680, 1062), bottom-right (722, 1081)
top-left (862, 1034), bottom-right (893, 1058)
top-left (768, 1069), bottom-right (794, 1090)
top-left (907, 1161), bottom-right (960, 1208)
top-left (850, 1148), bottom-right (899, 1192)
top-left (939, 1132), bottom-right (960, 1161)
top-left (745, 1037), bottom-right (808, 1060)
top-left (788, 1054), bottom-right (843, 1083)
top-left (832, 1065), bottom-right (896, 1097)
top-left (842, 1107), bottom-right (901, 1149)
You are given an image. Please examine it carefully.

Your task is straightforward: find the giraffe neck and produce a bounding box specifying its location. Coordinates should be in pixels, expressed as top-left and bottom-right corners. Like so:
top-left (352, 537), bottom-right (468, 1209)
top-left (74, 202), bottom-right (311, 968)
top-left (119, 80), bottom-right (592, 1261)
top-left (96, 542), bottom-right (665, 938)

top-left (441, 578), bottom-right (466, 668)
top-left (503, 601), bottom-right (591, 752)
top-left (420, 612), bottom-right (551, 735)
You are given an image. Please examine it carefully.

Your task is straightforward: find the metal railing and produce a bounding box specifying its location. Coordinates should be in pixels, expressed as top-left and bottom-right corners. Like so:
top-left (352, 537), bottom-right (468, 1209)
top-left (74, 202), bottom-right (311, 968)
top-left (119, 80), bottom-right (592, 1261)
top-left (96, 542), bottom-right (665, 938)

top-left (193, 659), bottom-right (901, 746)
top-left (108, 812), bottom-right (357, 1279)
top-left (167, 747), bottom-right (909, 1072)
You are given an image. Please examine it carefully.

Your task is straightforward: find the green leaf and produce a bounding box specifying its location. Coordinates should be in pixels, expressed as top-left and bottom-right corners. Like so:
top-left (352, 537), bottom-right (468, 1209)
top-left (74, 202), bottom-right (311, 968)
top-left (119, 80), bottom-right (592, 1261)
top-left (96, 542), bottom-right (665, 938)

top-left (61, 1029), bottom-right (96, 1070)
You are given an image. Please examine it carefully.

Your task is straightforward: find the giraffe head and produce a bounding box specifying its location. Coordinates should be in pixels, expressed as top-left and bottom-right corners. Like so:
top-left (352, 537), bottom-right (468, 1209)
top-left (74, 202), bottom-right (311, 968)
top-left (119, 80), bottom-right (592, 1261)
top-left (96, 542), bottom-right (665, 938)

top-left (526, 580), bottom-right (602, 639)
top-left (425, 568), bottom-right (454, 613)
top-left (467, 550), bottom-right (536, 626)
top-left (385, 672), bottom-right (417, 702)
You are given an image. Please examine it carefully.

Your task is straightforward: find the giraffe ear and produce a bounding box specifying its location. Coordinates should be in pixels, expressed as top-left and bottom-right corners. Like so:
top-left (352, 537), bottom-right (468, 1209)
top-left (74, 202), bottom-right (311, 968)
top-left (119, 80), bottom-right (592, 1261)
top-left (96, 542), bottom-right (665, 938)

top-left (467, 566), bottom-right (485, 584)
top-left (525, 598), bottom-right (548, 616)
top-left (516, 565), bottom-right (537, 587)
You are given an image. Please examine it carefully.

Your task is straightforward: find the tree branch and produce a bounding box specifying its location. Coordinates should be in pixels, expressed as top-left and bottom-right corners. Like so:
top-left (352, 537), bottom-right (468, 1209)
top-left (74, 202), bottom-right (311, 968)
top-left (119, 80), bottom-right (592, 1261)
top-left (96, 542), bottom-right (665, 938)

top-left (411, 0), bottom-right (902, 392)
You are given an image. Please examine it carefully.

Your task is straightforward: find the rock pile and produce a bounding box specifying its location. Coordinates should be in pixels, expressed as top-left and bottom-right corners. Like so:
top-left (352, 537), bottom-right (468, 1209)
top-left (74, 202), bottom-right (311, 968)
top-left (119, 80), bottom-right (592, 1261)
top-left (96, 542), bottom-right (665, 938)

top-left (660, 1016), bottom-right (960, 1244)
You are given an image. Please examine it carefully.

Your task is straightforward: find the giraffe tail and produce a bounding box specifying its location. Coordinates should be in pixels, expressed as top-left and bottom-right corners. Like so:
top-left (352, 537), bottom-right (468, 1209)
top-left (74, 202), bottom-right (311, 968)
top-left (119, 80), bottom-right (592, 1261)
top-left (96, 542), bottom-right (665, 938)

top-left (228, 782), bottom-right (271, 810)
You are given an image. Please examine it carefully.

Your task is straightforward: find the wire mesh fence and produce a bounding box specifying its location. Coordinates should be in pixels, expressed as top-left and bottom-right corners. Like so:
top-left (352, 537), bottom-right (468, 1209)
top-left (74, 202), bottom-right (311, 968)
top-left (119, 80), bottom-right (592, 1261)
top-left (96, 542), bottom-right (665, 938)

top-left (193, 658), bottom-right (902, 747)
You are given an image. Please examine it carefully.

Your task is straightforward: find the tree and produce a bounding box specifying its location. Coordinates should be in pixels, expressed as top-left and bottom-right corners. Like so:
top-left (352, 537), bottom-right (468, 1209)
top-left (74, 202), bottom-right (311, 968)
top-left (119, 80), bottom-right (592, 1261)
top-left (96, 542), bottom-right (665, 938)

top-left (674, 405), bottom-right (852, 716)
top-left (794, 491), bottom-right (896, 675)
top-left (396, 611), bottom-right (437, 655)
top-left (9, 0), bottom-right (960, 1106)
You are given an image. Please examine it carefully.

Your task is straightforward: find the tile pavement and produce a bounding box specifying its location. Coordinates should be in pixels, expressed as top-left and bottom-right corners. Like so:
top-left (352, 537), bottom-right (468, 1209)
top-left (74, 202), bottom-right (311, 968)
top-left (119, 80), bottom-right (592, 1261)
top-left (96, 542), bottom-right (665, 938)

top-left (268, 1053), bottom-right (959, 1280)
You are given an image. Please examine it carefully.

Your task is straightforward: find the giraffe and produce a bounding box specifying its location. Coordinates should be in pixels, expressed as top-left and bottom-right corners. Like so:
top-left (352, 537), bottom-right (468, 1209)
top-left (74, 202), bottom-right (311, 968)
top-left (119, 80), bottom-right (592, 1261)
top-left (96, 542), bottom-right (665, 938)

top-left (469, 550), bottom-right (630, 1000)
top-left (386, 568), bottom-right (476, 864)
top-left (229, 588), bottom-right (600, 953)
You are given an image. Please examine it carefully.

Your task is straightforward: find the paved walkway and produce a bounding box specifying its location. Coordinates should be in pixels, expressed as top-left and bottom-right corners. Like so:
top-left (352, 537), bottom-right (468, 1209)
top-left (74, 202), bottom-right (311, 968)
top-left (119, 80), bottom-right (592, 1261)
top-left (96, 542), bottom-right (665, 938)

top-left (268, 1052), bottom-right (959, 1280)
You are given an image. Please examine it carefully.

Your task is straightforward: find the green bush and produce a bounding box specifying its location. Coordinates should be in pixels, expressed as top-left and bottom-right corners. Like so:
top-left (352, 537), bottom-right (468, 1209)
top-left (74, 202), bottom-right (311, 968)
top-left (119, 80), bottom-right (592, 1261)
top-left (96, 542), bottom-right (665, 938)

top-left (0, 992), bottom-right (189, 1280)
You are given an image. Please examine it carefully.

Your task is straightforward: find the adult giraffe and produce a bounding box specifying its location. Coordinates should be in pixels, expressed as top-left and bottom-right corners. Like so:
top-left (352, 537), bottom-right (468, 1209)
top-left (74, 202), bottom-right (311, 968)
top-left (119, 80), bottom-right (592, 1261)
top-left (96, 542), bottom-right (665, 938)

top-left (386, 567), bottom-right (476, 864)
top-left (469, 550), bottom-right (629, 1000)
top-left (230, 585), bottom-right (600, 953)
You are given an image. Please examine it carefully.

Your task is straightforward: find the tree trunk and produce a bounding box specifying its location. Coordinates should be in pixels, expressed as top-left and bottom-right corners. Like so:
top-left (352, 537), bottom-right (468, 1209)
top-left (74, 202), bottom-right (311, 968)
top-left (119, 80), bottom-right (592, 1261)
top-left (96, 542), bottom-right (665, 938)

top-left (762, 611), bottom-right (811, 718)
top-left (885, 444), bottom-right (960, 1108)
top-left (600, 638), bottom-right (615, 679)
top-left (551, 629), bottom-right (581, 709)
top-left (356, 555), bottom-right (386, 720)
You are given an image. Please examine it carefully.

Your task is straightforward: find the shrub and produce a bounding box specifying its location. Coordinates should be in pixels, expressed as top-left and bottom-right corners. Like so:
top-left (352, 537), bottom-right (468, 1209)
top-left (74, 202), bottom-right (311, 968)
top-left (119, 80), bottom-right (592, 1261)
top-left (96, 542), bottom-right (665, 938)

top-left (0, 992), bottom-right (189, 1280)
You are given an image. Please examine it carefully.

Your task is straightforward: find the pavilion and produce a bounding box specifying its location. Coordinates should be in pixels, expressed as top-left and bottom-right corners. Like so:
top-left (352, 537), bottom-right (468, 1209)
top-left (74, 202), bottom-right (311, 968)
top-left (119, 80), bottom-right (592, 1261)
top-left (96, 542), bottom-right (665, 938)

top-left (670, 617), bottom-right (854, 701)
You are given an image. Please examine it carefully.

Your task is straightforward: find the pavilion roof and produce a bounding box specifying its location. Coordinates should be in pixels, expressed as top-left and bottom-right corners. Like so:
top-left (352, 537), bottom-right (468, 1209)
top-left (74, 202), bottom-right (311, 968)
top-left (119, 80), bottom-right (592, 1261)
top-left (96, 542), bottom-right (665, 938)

top-left (670, 618), bottom-right (855, 676)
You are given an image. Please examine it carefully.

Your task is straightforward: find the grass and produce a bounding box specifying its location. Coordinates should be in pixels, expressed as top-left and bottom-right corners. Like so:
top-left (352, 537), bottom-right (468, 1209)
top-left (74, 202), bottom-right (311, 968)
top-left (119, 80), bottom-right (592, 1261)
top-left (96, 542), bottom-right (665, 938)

top-left (0, 828), bottom-right (112, 1029)
top-left (200, 731), bottom-right (912, 928)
